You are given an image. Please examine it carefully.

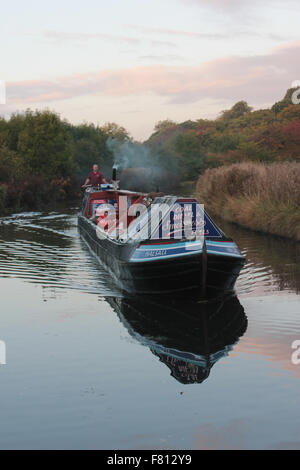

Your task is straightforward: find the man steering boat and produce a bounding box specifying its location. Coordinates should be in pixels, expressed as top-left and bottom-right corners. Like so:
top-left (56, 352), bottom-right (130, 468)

top-left (82, 164), bottom-right (107, 188)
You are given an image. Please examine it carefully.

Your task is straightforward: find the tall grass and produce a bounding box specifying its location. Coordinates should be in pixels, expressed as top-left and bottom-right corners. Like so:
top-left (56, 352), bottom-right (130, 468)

top-left (196, 162), bottom-right (300, 241)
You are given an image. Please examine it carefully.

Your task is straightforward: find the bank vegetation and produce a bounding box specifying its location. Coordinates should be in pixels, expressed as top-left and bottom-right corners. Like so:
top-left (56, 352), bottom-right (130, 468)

top-left (196, 162), bottom-right (300, 241)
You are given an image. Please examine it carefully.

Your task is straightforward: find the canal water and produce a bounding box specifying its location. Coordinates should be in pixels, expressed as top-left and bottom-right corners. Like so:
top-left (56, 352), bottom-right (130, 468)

top-left (0, 209), bottom-right (299, 449)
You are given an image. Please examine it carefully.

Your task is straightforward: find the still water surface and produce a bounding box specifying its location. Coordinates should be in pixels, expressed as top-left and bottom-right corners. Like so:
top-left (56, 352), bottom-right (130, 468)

top-left (0, 209), bottom-right (299, 449)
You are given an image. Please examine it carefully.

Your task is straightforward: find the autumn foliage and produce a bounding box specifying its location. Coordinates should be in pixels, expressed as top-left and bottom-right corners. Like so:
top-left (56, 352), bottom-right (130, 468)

top-left (196, 162), bottom-right (300, 241)
top-left (147, 89), bottom-right (300, 179)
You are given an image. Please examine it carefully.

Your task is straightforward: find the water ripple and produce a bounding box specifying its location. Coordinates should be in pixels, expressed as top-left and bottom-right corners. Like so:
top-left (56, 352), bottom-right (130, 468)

top-left (0, 211), bottom-right (121, 296)
top-left (0, 210), bottom-right (299, 298)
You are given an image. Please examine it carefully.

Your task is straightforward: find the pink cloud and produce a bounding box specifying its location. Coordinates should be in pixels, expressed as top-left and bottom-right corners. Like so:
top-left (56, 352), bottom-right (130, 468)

top-left (129, 25), bottom-right (262, 40)
top-left (42, 30), bottom-right (141, 45)
top-left (5, 41), bottom-right (300, 108)
top-left (178, 0), bottom-right (259, 10)
top-left (39, 30), bottom-right (178, 49)
top-left (128, 25), bottom-right (289, 42)
top-left (178, 0), bottom-right (298, 12)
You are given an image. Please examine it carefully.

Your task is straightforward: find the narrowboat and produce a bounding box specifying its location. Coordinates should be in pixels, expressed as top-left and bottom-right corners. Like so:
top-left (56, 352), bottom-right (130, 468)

top-left (78, 180), bottom-right (245, 295)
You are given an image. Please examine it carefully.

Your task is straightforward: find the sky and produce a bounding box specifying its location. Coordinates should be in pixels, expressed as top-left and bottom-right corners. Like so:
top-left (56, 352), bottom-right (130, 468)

top-left (1, 0), bottom-right (300, 140)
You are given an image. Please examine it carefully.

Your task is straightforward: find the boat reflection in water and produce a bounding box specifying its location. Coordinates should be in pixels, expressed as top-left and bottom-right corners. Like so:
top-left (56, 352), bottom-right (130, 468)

top-left (108, 294), bottom-right (247, 384)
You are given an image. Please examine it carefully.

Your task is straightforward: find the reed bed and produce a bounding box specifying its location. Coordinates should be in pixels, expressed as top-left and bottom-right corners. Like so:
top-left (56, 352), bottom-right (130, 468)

top-left (196, 162), bottom-right (300, 241)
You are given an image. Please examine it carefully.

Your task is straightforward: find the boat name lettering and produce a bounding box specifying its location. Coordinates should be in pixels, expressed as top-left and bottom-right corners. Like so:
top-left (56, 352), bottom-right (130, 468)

top-left (145, 249), bottom-right (167, 257)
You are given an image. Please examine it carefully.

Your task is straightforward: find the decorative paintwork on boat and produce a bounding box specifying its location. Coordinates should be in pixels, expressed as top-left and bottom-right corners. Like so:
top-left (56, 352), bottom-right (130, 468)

top-left (130, 240), bottom-right (204, 262)
top-left (205, 240), bottom-right (244, 258)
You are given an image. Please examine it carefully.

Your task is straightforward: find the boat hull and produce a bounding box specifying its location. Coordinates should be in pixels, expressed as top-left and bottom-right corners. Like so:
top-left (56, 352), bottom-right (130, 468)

top-left (78, 215), bottom-right (244, 295)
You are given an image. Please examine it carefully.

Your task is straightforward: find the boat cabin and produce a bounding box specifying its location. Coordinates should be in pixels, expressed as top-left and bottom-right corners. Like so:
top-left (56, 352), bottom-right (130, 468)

top-left (81, 186), bottom-right (225, 243)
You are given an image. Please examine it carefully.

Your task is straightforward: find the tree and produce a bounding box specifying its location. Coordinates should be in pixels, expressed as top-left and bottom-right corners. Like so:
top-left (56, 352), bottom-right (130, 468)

top-left (174, 133), bottom-right (206, 179)
top-left (17, 110), bottom-right (75, 178)
top-left (69, 123), bottom-right (113, 177)
top-left (0, 118), bottom-right (8, 146)
top-left (271, 88), bottom-right (298, 115)
top-left (154, 119), bottom-right (177, 133)
top-left (220, 101), bottom-right (253, 120)
top-left (6, 113), bottom-right (26, 151)
top-left (277, 104), bottom-right (300, 122)
top-left (0, 146), bottom-right (21, 183)
top-left (101, 122), bottom-right (130, 141)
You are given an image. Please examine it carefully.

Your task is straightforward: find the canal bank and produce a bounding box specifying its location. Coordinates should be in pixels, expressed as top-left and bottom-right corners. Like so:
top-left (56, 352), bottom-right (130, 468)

top-left (196, 162), bottom-right (300, 242)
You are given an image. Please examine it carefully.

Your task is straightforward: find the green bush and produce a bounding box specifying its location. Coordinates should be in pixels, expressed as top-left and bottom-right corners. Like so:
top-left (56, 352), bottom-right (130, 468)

top-left (0, 185), bottom-right (7, 215)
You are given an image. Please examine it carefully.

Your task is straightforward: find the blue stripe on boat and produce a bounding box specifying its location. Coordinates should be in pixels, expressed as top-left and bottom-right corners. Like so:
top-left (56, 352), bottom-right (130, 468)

top-left (206, 241), bottom-right (236, 247)
top-left (130, 239), bottom-right (244, 262)
top-left (136, 241), bottom-right (203, 250)
top-left (206, 249), bottom-right (244, 258)
top-left (206, 241), bottom-right (244, 258)
top-left (130, 250), bottom-right (203, 262)
top-left (130, 240), bottom-right (203, 262)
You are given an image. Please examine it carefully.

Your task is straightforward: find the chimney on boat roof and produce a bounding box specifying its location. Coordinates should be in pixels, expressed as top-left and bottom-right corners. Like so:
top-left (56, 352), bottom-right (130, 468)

top-left (112, 167), bottom-right (119, 190)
